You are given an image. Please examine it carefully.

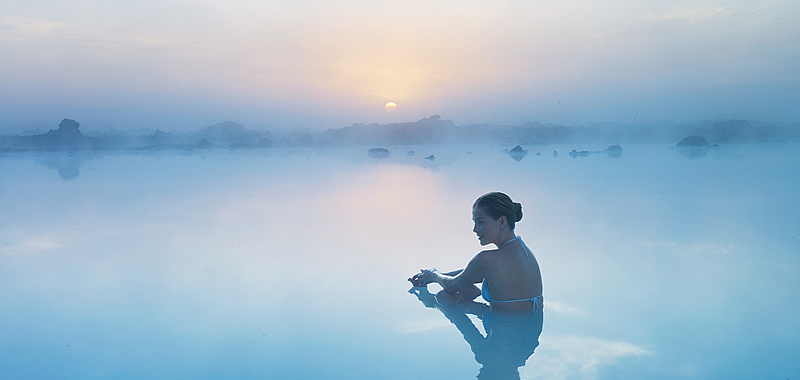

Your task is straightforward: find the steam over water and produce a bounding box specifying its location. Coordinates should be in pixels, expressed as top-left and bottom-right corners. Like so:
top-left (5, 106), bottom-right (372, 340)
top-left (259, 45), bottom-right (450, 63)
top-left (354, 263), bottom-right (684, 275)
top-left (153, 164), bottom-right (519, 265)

top-left (1, 144), bottom-right (798, 379)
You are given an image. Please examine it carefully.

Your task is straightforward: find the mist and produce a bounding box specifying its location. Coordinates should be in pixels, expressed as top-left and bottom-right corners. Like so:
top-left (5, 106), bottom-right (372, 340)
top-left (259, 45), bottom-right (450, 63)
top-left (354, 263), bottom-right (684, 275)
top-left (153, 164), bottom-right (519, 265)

top-left (2, 1), bottom-right (800, 133)
top-left (2, 0), bottom-right (800, 379)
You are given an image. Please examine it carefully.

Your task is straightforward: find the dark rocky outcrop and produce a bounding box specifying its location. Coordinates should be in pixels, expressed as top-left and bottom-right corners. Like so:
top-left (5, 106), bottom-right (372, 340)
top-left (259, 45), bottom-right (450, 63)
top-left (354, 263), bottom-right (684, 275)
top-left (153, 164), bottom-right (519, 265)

top-left (676, 136), bottom-right (709, 148)
top-left (0, 119), bottom-right (96, 151)
top-left (37, 119), bottom-right (91, 150)
top-left (368, 147), bottom-right (390, 159)
top-left (505, 145), bottom-right (528, 162)
top-left (676, 136), bottom-right (711, 158)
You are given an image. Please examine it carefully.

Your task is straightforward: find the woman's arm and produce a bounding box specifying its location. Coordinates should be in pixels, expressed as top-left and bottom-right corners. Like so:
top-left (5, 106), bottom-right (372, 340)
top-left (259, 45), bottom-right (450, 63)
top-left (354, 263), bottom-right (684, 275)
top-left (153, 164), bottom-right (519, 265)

top-left (422, 254), bottom-right (485, 293)
top-left (409, 268), bottom-right (463, 287)
top-left (442, 269), bottom-right (464, 276)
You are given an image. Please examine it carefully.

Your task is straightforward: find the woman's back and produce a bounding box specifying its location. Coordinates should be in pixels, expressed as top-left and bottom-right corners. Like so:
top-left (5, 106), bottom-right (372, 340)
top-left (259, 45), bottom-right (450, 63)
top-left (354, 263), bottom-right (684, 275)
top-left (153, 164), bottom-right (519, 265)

top-left (481, 238), bottom-right (542, 310)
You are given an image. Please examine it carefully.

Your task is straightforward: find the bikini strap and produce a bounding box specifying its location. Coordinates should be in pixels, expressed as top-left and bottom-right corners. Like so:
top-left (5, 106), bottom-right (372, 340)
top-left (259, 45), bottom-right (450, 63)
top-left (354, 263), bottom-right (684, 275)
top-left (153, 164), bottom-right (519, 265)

top-left (518, 236), bottom-right (530, 256)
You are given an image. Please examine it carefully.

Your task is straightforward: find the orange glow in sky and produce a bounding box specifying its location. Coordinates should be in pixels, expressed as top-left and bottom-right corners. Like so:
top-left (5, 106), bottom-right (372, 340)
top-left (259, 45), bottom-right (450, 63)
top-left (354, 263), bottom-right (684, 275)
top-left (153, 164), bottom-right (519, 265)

top-left (0, 1), bottom-right (798, 131)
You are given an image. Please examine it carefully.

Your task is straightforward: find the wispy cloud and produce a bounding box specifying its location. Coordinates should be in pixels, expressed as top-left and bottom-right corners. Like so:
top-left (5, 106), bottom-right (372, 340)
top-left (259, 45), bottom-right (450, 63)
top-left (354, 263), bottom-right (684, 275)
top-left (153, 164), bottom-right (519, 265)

top-left (0, 16), bottom-right (67, 43)
top-left (643, 6), bottom-right (725, 22)
top-left (0, 15), bottom-right (182, 48)
top-left (0, 236), bottom-right (65, 255)
top-left (522, 335), bottom-right (653, 380)
top-left (0, 16), bottom-right (65, 30)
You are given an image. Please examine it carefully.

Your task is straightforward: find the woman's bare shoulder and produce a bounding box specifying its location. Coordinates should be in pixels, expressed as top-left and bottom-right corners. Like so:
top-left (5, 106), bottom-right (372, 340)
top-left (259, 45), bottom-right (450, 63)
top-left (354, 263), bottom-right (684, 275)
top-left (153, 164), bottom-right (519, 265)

top-left (472, 249), bottom-right (500, 264)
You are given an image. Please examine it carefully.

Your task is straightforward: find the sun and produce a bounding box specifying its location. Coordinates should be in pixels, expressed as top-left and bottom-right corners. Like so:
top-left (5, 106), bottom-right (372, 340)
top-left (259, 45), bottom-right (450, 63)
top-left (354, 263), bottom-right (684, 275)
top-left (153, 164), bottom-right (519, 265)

top-left (385, 102), bottom-right (397, 112)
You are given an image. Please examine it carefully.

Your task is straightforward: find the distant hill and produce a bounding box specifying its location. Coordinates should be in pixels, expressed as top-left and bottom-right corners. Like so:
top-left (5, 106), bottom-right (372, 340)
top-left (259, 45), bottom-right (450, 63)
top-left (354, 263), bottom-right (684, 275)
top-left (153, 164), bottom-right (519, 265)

top-left (0, 120), bottom-right (281, 152)
top-left (321, 116), bottom-right (800, 146)
top-left (0, 119), bottom-right (98, 151)
top-left (321, 115), bottom-right (459, 145)
top-left (2, 116), bottom-right (798, 152)
top-left (194, 121), bottom-right (269, 145)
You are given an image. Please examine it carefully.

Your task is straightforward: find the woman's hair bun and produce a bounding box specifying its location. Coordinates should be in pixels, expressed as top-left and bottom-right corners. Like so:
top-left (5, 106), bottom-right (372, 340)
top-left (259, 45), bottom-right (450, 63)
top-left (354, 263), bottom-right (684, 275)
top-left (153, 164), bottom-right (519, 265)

top-left (473, 192), bottom-right (524, 229)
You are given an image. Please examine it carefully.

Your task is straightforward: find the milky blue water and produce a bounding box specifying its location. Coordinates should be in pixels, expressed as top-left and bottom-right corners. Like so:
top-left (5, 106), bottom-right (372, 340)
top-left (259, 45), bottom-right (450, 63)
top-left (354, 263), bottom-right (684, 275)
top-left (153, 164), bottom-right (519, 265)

top-left (1, 144), bottom-right (799, 379)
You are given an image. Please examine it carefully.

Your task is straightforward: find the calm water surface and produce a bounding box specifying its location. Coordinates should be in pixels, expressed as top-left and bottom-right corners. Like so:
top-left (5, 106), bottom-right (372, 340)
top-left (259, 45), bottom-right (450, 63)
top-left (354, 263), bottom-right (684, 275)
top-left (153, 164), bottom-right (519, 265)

top-left (1, 144), bottom-right (798, 379)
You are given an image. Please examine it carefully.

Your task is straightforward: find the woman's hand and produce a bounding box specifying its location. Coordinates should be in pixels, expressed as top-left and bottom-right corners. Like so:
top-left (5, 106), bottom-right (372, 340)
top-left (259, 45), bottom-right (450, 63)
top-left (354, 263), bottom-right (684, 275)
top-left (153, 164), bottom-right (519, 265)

top-left (408, 268), bottom-right (439, 287)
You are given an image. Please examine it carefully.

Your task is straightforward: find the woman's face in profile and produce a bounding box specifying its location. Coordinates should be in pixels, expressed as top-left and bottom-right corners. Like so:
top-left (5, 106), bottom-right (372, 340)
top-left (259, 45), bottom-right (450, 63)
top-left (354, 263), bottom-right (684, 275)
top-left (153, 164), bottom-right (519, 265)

top-left (472, 207), bottom-right (501, 246)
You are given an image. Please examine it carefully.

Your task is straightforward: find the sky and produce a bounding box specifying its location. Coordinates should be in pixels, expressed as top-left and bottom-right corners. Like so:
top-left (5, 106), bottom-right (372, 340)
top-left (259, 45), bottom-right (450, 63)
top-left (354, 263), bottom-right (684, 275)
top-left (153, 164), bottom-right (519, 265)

top-left (1, 0), bottom-right (799, 133)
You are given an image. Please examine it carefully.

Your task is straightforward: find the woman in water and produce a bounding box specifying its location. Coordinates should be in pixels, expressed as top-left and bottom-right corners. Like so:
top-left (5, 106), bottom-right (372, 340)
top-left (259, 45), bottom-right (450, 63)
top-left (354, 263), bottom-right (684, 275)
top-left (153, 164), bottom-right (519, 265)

top-left (409, 192), bottom-right (543, 313)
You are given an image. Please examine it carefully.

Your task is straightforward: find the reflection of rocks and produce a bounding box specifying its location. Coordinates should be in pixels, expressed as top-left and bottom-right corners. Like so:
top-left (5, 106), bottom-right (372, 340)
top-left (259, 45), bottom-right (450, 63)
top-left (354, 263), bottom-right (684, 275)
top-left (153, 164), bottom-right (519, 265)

top-left (604, 145), bottom-right (622, 158)
top-left (678, 148), bottom-right (709, 158)
top-left (407, 151), bottom-right (415, 156)
top-left (569, 149), bottom-right (591, 158)
top-left (505, 145), bottom-right (528, 162)
top-left (424, 154), bottom-right (435, 161)
top-left (33, 152), bottom-right (98, 180)
top-left (553, 151), bottom-right (558, 158)
top-left (368, 147), bottom-right (390, 159)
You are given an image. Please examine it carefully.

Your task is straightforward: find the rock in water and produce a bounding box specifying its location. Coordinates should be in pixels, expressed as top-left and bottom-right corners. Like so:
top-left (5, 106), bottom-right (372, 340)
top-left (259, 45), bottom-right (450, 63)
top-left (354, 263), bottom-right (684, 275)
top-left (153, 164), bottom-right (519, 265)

top-left (507, 145), bottom-right (528, 162)
top-left (604, 145), bottom-right (623, 158)
top-left (424, 154), bottom-right (435, 161)
top-left (676, 136), bottom-right (710, 158)
top-left (509, 145), bottom-right (526, 154)
top-left (676, 136), bottom-right (709, 148)
top-left (368, 147), bottom-right (390, 159)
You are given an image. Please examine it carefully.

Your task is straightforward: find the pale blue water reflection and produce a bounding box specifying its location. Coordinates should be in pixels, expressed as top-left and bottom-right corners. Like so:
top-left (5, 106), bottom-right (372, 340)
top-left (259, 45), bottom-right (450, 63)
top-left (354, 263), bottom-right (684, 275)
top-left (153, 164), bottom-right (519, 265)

top-left (1, 144), bottom-right (799, 379)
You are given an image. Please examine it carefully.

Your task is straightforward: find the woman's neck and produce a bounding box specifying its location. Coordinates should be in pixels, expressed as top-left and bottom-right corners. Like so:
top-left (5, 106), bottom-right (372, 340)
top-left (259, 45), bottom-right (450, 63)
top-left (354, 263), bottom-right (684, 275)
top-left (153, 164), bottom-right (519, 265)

top-left (496, 232), bottom-right (518, 249)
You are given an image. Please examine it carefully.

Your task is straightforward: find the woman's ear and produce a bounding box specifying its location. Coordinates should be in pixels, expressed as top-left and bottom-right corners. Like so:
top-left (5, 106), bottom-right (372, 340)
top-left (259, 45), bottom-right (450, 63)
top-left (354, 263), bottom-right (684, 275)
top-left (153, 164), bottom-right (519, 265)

top-left (499, 215), bottom-right (507, 229)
